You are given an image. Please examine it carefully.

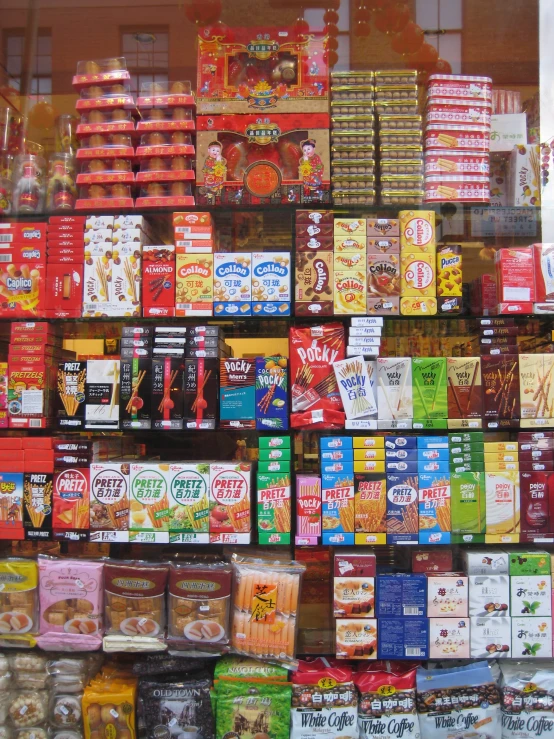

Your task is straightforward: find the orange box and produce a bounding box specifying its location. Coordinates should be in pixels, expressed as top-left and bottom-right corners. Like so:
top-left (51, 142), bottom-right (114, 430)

top-left (53, 468), bottom-right (90, 532)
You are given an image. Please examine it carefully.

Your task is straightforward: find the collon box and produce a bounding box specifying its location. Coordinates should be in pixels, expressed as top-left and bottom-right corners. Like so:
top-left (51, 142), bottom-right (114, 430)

top-left (400, 210), bottom-right (436, 252)
top-left (400, 252), bottom-right (436, 297)
top-left (334, 271), bottom-right (367, 314)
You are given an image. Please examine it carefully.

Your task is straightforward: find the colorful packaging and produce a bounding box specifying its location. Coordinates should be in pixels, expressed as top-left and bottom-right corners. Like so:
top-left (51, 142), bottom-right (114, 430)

top-left (520, 472), bottom-right (551, 534)
top-left (428, 617), bottom-right (470, 658)
top-left (367, 253), bottom-right (401, 300)
top-left (175, 254), bottom-right (214, 316)
top-left (511, 616), bottom-right (553, 658)
top-left (294, 251), bottom-right (334, 317)
top-left (257, 471), bottom-right (291, 545)
top-left (510, 575), bottom-right (551, 616)
top-left (377, 358), bottom-right (413, 421)
top-left (167, 462), bottom-right (210, 542)
top-left (213, 253), bottom-right (252, 315)
top-left (355, 667), bottom-right (419, 739)
top-left (334, 576), bottom-right (375, 617)
top-left (500, 662), bottom-right (554, 738)
top-left (436, 244), bottom-right (462, 297)
top-left (292, 663), bottom-right (358, 739)
top-left (399, 210), bottom-right (436, 252)
top-left (83, 674), bottom-right (137, 739)
top-left (85, 359), bottom-right (120, 430)
top-left (336, 618), bottom-right (377, 659)
top-left (400, 252), bottom-right (436, 297)
top-left (89, 462), bottom-right (130, 537)
top-left (129, 463), bottom-right (170, 535)
top-left (334, 270), bottom-right (367, 314)
top-left (450, 471), bottom-right (485, 535)
top-left (142, 245), bottom-right (175, 317)
top-left (184, 357), bottom-right (218, 430)
top-left (427, 575), bottom-right (468, 617)
top-left (334, 356), bottom-right (378, 420)
top-left (386, 473), bottom-right (418, 543)
top-left (412, 357), bottom-right (447, 419)
top-left (447, 357), bottom-right (482, 419)
top-left (252, 251), bottom-right (291, 306)
top-left (152, 356), bottom-right (184, 430)
top-left (481, 355), bottom-right (520, 420)
top-left (55, 361), bottom-right (87, 430)
top-left (255, 356), bottom-right (288, 431)
top-left (53, 468), bottom-right (90, 535)
top-left (295, 474), bottom-right (321, 545)
top-left (219, 357), bottom-right (255, 429)
top-left (354, 473), bottom-right (387, 539)
top-left (216, 680), bottom-right (291, 739)
top-left (120, 353), bottom-right (152, 430)
top-left (418, 472), bottom-right (451, 543)
top-left (322, 473), bottom-right (355, 545)
top-left (0, 243), bottom-right (46, 318)
top-left (485, 471), bottom-right (519, 535)
top-left (8, 360), bottom-right (57, 429)
top-left (0, 558), bottom-right (38, 646)
top-left (140, 674), bottom-right (213, 739)
top-left (23, 470), bottom-right (53, 540)
top-left (209, 463), bottom-right (252, 544)
top-left (38, 556), bottom-right (104, 650)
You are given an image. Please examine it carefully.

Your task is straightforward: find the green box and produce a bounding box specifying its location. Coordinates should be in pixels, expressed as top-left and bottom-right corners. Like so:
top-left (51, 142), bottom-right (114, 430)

top-left (413, 418), bottom-right (448, 430)
top-left (450, 463), bottom-right (484, 473)
top-left (257, 471), bottom-right (291, 544)
top-left (452, 533), bottom-right (486, 544)
top-left (449, 443), bottom-right (485, 454)
top-left (451, 471), bottom-right (485, 535)
top-left (412, 357), bottom-right (447, 419)
top-left (449, 453), bottom-right (485, 463)
top-left (449, 432), bottom-right (485, 443)
top-left (258, 461), bottom-right (291, 473)
top-left (508, 550), bottom-right (551, 576)
top-left (258, 435), bottom-right (291, 449)
top-left (259, 447), bottom-right (291, 462)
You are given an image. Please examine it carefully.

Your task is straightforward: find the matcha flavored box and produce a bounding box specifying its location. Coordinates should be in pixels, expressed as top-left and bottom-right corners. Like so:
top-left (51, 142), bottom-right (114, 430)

top-left (412, 357), bottom-right (447, 420)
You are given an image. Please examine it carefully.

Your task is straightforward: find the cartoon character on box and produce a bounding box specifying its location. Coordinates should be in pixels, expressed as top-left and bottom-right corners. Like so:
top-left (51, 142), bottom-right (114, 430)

top-left (202, 140), bottom-right (227, 194)
top-left (299, 138), bottom-right (323, 196)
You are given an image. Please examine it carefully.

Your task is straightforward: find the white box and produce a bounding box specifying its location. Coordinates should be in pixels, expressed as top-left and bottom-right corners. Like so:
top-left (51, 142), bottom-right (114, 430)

top-left (469, 575), bottom-right (510, 617)
top-left (490, 114), bottom-right (528, 152)
top-left (511, 616), bottom-right (552, 658)
top-left (85, 215), bottom-right (114, 231)
top-left (213, 253), bottom-right (251, 302)
top-left (112, 240), bottom-right (141, 307)
top-left (83, 228), bottom-right (113, 246)
top-left (429, 617), bottom-right (470, 659)
top-left (84, 243), bottom-right (112, 304)
top-left (427, 575), bottom-right (468, 617)
top-left (252, 252), bottom-right (291, 302)
top-left (377, 357), bottom-right (413, 421)
top-left (470, 616), bottom-right (511, 658)
top-left (351, 317), bottom-right (384, 327)
top-left (510, 575), bottom-right (552, 617)
top-left (507, 144), bottom-right (540, 207)
top-left (112, 228), bottom-right (152, 246)
top-left (462, 550), bottom-right (509, 576)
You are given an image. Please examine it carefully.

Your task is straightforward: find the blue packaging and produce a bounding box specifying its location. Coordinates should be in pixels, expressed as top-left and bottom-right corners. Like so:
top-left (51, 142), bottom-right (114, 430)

top-left (386, 461), bottom-right (418, 474)
top-left (377, 617), bottom-right (429, 659)
top-left (385, 449), bottom-right (418, 461)
top-left (322, 472), bottom-right (354, 489)
top-left (321, 461), bottom-right (354, 474)
top-left (322, 531), bottom-right (355, 545)
top-left (418, 461), bottom-right (450, 475)
top-left (376, 573), bottom-right (427, 617)
top-left (417, 436), bottom-right (449, 449)
top-left (321, 450), bottom-right (354, 461)
top-left (385, 436), bottom-right (417, 449)
top-left (386, 474), bottom-right (419, 545)
top-left (320, 437), bottom-right (353, 450)
top-left (417, 449), bottom-right (449, 461)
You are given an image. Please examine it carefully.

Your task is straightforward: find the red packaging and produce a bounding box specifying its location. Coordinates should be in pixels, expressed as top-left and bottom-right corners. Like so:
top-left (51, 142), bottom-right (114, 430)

top-left (532, 243), bottom-right (554, 303)
top-left (8, 361), bottom-right (56, 429)
top-left (44, 263), bottom-right (83, 318)
top-left (519, 450), bottom-right (554, 462)
top-left (480, 345), bottom-right (519, 356)
top-left (424, 151), bottom-right (489, 176)
top-left (53, 467), bottom-right (90, 533)
top-left (521, 462), bottom-right (554, 472)
top-left (143, 245), bottom-right (176, 317)
top-left (425, 102), bottom-right (492, 127)
top-left (412, 549), bottom-right (454, 572)
top-left (45, 255), bottom-right (83, 265)
top-left (0, 244), bottom-right (46, 318)
top-left (0, 451), bottom-right (23, 461)
top-left (175, 238), bottom-right (217, 253)
top-left (424, 175), bottom-right (490, 203)
top-left (0, 223), bottom-right (47, 242)
top-left (496, 301), bottom-right (534, 314)
top-left (480, 336), bottom-right (518, 347)
top-left (47, 247), bottom-right (85, 257)
top-left (427, 74), bottom-right (492, 102)
top-left (520, 471), bottom-right (551, 534)
top-left (289, 322), bottom-right (345, 428)
top-left (425, 125), bottom-right (490, 152)
top-left (0, 439), bottom-right (22, 449)
top-left (23, 438), bottom-right (53, 449)
top-left (334, 550), bottom-right (376, 577)
top-left (8, 343), bottom-right (60, 357)
top-left (480, 326), bottom-right (520, 336)
top-left (8, 352), bottom-right (63, 365)
top-left (495, 248), bottom-right (535, 303)
top-left (296, 224), bottom-right (333, 240)
top-left (173, 212), bottom-right (212, 228)
top-left (49, 215), bottom-right (87, 225)
top-left (47, 236), bottom-right (84, 247)
top-left (47, 224), bottom-right (85, 235)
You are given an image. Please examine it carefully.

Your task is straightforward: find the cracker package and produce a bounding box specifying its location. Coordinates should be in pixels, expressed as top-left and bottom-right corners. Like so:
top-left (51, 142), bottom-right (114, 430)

top-left (230, 553), bottom-right (305, 667)
top-left (104, 561), bottom-right (168, 649)
top-left (0, 558), bottom-right (39, 647)
top-left (38, 556), bottom-right (104, 651)
top-left (168, 561), bottom-right (231, 653)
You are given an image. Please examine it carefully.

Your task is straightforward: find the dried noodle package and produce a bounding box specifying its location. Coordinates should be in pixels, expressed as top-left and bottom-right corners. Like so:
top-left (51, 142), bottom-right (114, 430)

top-left (231, 553), bottom-right (305, 667)
top-left (139, 674), bottom-right (214, 739)
top-left (103, 560), bottom-right (168, 652)
top-left (168, 561), bottom-right (231, 653)
top-left (0, 559), bottom-right (39, 648)
top-left (37, 556), bottom-right (104, 651)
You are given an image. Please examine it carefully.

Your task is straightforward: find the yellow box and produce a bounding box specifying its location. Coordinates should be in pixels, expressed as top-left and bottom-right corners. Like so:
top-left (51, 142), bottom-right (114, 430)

top-left (334, 218), bottom-right (366, 236)
top-left (334, 234), bottom-right (366, 253)
top-left (483, 442), bottom-right (518, 453)
top-left (353, 437), bottom-right (385, 448)
top-left (401, 253), bottom-right (436, 297)
top-left (333, 252), bottom-right (366, 271)
top-left (334, 270), bottom-right (367, 314)
top-left (484, 461), bottom-right (519, 472)
top-left (354, 461), bottom-right (385, 473)
top-left (485, 533), bottom-right (520, 544)
top-left (175, 254), bottom-right (214, 316)
top-left (436, 244), bottom-right (462, 297)
top-left (484, 452), bottom-right (519, 463)
top-left (400, 210), bottom-right (436, 252)
top-left (400, 297), bottom-right (438, 316)
top-left (355, 532), bottom-right (387, 545)
top-left (354, 449), bottom-right (385, 461)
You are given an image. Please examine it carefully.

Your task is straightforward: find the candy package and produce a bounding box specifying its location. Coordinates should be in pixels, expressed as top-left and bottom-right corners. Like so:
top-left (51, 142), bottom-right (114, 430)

top-left (0, 560), bottom-right (39, 648)
top-left (167, 561), bottom-right (231, 652)
top-left (37, 557), bottom-right (104, 651)
top-left (230, 553), bottom-right (305, 667)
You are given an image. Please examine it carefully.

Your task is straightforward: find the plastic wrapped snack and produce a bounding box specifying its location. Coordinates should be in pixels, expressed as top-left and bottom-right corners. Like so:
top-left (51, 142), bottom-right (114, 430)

top-left (50, 694), bottom-right (82, 729)
top-left (167, 561), bottom-right (231, 652)
top-left (9, 654), bottom-right (47, 674)
top-left (82, 673), bottom-right (137, 739)
top-left (103, 561), bottom-right (168, 651)
top-left (215, 679), bottom-right (291, 739)
top-left (8, 692), bottom-right (47, 729)
top-left (15, 729), bottom-right (48, 739)
top-left (73, 58), bottom-right (130, 89)
top-left (230, 553), bottom-right (305, 667)
top-left (37, 557), bottom-right (104, 651)
top-left (139, 674), bottom-right (214, 739)
top-left (0, 560), bottom-right (39, 648)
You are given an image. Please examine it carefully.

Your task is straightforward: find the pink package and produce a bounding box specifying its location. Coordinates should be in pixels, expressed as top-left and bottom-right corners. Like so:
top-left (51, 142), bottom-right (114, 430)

top-left (37, 556), bottom-right (104, 651)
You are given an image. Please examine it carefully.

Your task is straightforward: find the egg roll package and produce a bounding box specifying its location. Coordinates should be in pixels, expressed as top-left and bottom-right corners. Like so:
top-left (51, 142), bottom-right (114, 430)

top-left (83, 674), bottom-right (137, 739)
top-left (354, 665), bottom-right (419, 739)
top-left (139, 674), bottom-right (214, 739)
top-left (103, 561), bottom-right (168, 652)
top-left (291, 661), bottom-right (357, 739)
top-left (215, 679), bottom-right (291, 739)
top-left (416, 661), bottom-right (501, 739)
top-left (230, 553), bottom-right (305, 668)
top-left (167, 561), bottom-right (231, 653)
top-left (0, 560), bottom-right (39, 648)
top-left (37, 557), bottom-right (104, 651)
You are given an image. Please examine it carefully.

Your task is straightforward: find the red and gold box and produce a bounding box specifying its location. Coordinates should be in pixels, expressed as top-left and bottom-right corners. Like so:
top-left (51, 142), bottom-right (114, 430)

top-left (196, 26), bottom-right (328, 115)
top-left (0, 243), bottom-right (46, 318)
top-left (196, 114), bottom-right (330, 205)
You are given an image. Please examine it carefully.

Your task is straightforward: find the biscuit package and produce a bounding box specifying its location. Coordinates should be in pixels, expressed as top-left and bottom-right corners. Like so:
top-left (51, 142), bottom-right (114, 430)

top-left (167, 561), bottom-right (231, 652)
top-left (37, 556), bottom-right (104, 651)
top-left (83, 671), bottom-right (137, 739)
top-left (0, 559), bottom-right (39, 647)
top-left (103, 561), bottom-right (168, 648)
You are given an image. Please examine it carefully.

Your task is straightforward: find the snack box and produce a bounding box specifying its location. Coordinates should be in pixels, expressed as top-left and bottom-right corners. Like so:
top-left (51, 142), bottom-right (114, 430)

top-left (469, 574), bottom-right (510, 617)
top-left (353, 437), bottom-right (385, 448)
top-left (508, 550), bottom-right (550, 575)
top-left (386, 473), bottom-right (418, 545)
top-left (412, 549), bottom-right (453, 573)
top-left (376, 572), bottom-right (427, 618)
top-left (429, 617), bottom-right (470, 659)
top-left (321, 472), bottom-right (355, 546)
top-left (511, 616), bottom-right (552, 658)
top-left (470, 616), bottom-right (511, 659)
top-left (377, 617), bottom-right (429, 660)
top-left (335, 618), bottom-right (377, 659)
top-left (511, 575), bottom-right (551, 617)
top-left (462, 549), bottom-right (508, 575)
top-left (208, 463), bottom-right (252, 544)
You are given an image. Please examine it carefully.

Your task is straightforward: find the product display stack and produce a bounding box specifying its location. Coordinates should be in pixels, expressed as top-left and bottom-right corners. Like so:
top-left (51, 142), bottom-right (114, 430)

top-left (73, 57), bottom-right (136, 209)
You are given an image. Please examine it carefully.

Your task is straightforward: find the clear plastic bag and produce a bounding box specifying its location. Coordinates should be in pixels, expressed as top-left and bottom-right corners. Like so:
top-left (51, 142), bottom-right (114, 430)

top-left (50, 694), bottom-right (83, 728)
top-left (7, 692), bottom-right (48, 729)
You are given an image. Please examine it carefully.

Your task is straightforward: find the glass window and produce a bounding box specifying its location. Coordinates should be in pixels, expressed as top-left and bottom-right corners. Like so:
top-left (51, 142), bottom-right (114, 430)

top-left (121, 29), bottom-right (169, 96)
top-left (4, 29), bottom-right (52, 102)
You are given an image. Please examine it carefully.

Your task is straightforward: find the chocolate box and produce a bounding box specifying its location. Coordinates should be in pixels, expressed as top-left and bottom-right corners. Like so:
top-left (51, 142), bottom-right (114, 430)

top-left (295, 251), bottom-right (333, 316)
top-left (196, 114), bottom-right (330, 205)
top-left (196, 27), bottom-right (328, 115)
top-left (184, 358), bottom-right (218, 430)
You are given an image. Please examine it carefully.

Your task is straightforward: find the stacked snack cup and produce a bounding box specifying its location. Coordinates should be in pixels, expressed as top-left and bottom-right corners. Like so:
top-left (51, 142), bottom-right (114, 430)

top-left (135, 81), bottom-right (195, 208)
top-left (73, 57), bottom-right (136, 209)
top-left (375, 69), bottom-right (423, 206)
top-left (330, 71), bottom-right (376, 206)
top-left (424, 74), bottom-right (492, 203)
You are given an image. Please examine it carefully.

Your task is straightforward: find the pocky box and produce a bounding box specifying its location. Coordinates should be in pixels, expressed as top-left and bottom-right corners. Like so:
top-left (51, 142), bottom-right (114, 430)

top-left (333, 356), bottom-right (378, 420)
top-left (167, 462), bottom-right (210, 543)
top-left (255, 356), bottom-right (288, 431)
top-left (89, 462), bottom-right (130, 538)
top-left (85, 359), bottom-right (120, 430)
top-left (447, 357), bottom-right (483, 419)
top-left (377, 357), bottom-right (413, 420)
top-left (481, 355), bottom-right (520, 420)
top-left (412, 357), bottom-right (447, 420)
top-left (220, 357), bottom-right (256, 429)
top-left (257, 471), bottom-right (291, 545)
top-left (295, 474), bottom-right (321, 546)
